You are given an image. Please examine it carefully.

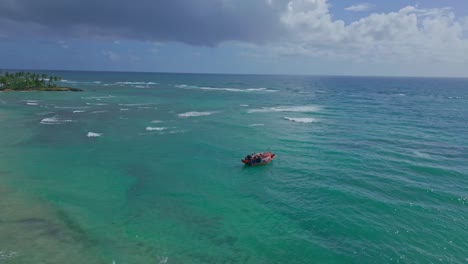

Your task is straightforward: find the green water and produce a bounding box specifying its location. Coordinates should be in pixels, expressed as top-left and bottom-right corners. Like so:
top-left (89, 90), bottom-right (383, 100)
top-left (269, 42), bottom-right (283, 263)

top-left (0, 72), bottom-right (467, 263)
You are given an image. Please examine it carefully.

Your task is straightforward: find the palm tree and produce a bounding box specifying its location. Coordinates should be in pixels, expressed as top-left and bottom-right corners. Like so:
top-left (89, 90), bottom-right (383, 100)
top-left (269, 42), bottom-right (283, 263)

top-left (39, 74), bottom-right (47, 87)
top-left (0, 71), bottom-right (65, 90)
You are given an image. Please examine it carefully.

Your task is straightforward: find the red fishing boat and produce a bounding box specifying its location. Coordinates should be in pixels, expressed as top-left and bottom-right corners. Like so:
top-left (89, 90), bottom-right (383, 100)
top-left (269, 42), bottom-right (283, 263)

top-left (241, 152), bottom-right (276, 166)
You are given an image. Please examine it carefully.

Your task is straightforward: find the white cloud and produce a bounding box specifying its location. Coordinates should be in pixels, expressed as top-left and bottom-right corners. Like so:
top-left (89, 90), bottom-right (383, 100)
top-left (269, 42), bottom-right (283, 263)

top-left (345, 3), bottom-right (373, 12)
top-left (281, 0), bottom-right (346, 43)
top-left (463, 17), bottom-right (468, 36)
top-left (271, 0), bottom-right (468, 68)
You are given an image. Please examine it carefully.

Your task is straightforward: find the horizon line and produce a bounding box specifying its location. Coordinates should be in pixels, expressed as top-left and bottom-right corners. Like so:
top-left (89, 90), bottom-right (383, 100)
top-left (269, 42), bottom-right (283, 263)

top-left (2, 67), bottom-right (468, 80)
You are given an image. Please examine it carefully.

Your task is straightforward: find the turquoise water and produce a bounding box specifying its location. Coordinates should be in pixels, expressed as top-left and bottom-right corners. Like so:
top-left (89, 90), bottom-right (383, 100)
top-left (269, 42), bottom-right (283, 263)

top-left (0, 72), bottom-right (467, 263)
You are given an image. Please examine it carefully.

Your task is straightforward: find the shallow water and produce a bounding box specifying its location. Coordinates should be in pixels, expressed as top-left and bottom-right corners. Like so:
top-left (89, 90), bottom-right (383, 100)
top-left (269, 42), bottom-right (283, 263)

top-left (0, 72), bottom-right (467, 263)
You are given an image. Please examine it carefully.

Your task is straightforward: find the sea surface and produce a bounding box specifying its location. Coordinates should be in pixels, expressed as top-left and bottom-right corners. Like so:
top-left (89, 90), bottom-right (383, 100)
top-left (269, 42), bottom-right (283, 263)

top-left (0, 71), bottom-right (467, 264)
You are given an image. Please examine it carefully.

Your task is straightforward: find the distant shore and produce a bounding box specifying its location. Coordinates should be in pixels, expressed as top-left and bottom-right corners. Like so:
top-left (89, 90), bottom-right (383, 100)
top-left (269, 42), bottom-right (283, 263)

top-left (0, 71), bottom-right (82, 92)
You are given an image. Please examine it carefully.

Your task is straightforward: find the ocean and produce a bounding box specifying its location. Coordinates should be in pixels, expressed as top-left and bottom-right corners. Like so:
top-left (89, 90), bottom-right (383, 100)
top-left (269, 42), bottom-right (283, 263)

top-left (0, 71), bottom-right (467, 263)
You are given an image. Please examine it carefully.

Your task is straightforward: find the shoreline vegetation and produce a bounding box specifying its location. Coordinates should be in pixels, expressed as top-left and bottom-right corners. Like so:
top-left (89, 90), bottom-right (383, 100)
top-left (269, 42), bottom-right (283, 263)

top-left (0, 71), bottom-right (82, 92)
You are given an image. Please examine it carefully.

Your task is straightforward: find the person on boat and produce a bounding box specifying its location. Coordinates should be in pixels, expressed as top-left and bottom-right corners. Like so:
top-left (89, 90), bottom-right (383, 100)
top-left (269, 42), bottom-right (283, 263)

top-left (255, 156), bottom-right (262, 163)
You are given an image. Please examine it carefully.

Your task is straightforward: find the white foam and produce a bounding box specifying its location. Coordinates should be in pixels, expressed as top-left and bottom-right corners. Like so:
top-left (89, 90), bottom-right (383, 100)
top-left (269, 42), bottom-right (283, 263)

top-left (248, 123), bottom-right (265, 127)
top-left (0, 251), bottom-right (18, 261)
top-left (91, 110), bottom-right (108, 114)
top-left (145, 127), bottom-right (168, 131)
top-left (60, 80), bottom-right (102, 85)
top-left (120, 108), bottom-right (129, 111)
top-left (114, 81), bottom-right (157, 86)
top-left (54, 106), bottom-right (88, 109)
top-left (200, 87), bottom-right (275, 92)
top-left (118, 103), bottom-right (153, 106)
top-left (178, 111), bottom-right (216, 117)
top-left (115, 81), bottom-right (146, 85)
top-left (159, 256), bottom-right (168, 264)
top-left (248, 105), bottom-right (320, 113)
top-left (240, 104), bottom-right (249, 107)
top-left (283, 117), bottom-right (317, 123)
top-left (61, 80), bottom-right (78, 84)
top-left (148, 129), bottom-right (188, 135)
top-left (176, 84), bottom-right (276, 93)
top-left (150, 120), bottom-right (163, 123)
top-left (27, 102), bottom-right (38, 106)
top-left (87, 132), bottom-right (102, 137)
top-left (40, 116), bottom-right (72, 125)
top-left (73, 110), bottom-right (85, 113)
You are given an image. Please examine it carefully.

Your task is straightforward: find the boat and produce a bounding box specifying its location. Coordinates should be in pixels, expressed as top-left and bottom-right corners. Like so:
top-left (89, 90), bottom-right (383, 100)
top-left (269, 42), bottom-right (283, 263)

top-left (241, 152), bottom-right (276, 166)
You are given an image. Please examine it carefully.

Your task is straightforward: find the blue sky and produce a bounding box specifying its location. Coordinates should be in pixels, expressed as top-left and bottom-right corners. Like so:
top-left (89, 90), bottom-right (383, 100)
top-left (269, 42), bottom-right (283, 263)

top-left (0, 0), bottom-right (467, 77)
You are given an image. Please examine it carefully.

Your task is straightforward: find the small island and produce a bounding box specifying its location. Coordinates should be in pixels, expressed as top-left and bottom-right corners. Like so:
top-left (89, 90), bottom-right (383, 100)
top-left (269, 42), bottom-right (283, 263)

top-left (0, 71), bottom-right (82, 92)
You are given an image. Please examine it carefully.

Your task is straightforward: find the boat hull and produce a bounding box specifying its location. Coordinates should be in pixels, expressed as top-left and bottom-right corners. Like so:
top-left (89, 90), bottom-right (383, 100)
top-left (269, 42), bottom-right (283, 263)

top-left (241, 152), bottom-right (275, 166)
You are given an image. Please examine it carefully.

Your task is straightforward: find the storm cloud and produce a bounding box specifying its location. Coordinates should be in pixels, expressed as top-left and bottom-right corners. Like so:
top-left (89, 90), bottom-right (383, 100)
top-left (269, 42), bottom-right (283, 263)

top-left (0, 0), bottom-right (288, 45)
top-left (1, 0), bottom-right (468, 76)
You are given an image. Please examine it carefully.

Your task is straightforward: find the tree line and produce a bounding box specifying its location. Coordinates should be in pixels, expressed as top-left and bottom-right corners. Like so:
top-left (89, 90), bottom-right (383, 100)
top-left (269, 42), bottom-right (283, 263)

top-left (0, 71), bottom-right (62, 90)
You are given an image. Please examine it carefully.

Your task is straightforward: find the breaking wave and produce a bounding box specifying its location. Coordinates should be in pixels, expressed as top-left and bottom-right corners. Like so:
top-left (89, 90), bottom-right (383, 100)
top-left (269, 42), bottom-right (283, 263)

top-left (82, 95), bottom-right (115, 100)
top-left (61, 80), bottom-right (101, 84)
top-left (145, 127), bottom-right (168, 131)
top-left (175, 84), bottom-right (276, 93)
top-left (40, 116), bottom-right (72, 125)
top-left (118, 103), bottom-right (153, 106)
top-left (178, 111), bottom-right (217, 117)
top-left (87, 132), bottom-right (102, 137)
top-left (283, 117), bottom-right (317, 123)
top-left (248, 105), bottom-right (320, 113)
top-left (54, 106), bottom-right (89, 109)
top-left (115, 81), bottom-right (156, 85)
